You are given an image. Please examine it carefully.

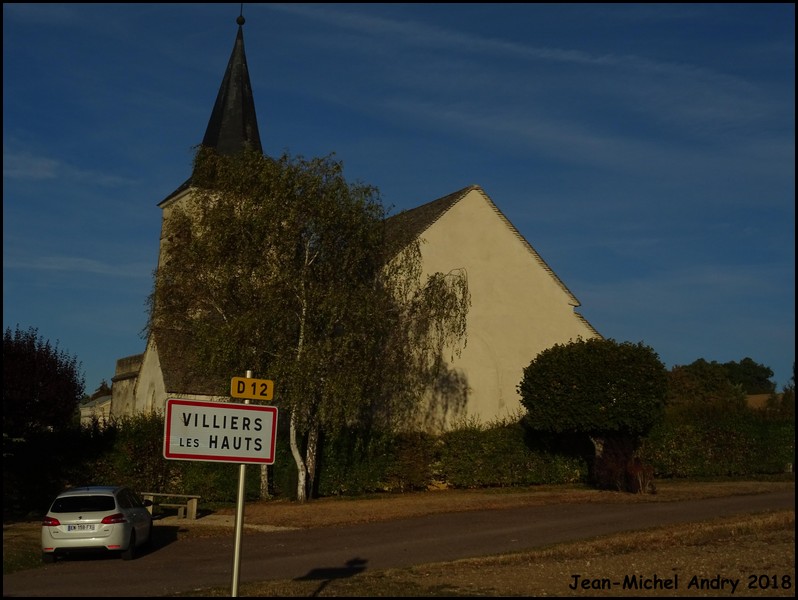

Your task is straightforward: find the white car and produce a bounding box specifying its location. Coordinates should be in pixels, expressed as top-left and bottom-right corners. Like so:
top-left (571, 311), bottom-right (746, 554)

top-left (41, 485), bottom-right (153, 563)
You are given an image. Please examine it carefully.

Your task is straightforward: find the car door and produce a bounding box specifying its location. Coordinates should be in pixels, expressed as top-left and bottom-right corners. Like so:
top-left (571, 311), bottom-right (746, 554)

top-left (118, 488), bottom-right (150, 543)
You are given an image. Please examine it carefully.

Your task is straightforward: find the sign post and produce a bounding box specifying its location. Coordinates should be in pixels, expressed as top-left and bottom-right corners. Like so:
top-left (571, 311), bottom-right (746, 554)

top-left (232, 390), bottom-right (248, 599)
top-left (232, 370), bottom-right (253, 598)
top-left (162, 370), bottom-right (277, 598)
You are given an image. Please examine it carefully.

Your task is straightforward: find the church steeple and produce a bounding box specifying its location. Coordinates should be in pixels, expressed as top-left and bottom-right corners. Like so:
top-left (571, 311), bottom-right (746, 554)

top-left (159, 13), bottom-right (262, 205)
top-left (200, 14), bottom-right (262, 156)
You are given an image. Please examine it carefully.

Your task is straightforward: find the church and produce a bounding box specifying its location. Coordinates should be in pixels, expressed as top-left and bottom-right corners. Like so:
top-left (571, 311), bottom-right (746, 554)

top-left (109, 16), bottom-right (600, 430)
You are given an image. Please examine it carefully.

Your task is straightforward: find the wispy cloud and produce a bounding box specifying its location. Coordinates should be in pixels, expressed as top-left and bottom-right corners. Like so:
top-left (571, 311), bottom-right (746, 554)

top-left (3, 254), bottom-right (151, 279)
top-left (579, 262), bottom-right (791, 319)
top-left (3, 146), bottom-right (136, 187)
top-left (575, 260), bottom-right (794, 384)
top-left (2, 149), bottom-right (59, 180)
top-left (268, 4), bottom-right (767, 103)
top-left (1, 3), bottom-right (83, 25)
top-left (265, 5), bottom-right (788, 183)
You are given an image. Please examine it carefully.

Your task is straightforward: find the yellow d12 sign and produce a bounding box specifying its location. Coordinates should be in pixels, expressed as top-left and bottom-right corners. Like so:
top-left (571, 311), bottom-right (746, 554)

top-left (230, 377), bottom-right (274, 401)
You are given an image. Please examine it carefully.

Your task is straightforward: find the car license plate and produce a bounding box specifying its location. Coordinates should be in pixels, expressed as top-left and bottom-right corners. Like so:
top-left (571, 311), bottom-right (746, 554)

top-left (67, 524), bottom-right (96, 532)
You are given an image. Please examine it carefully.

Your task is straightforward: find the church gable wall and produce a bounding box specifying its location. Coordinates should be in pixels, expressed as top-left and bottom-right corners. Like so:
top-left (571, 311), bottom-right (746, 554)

top-left (418, 188), bottom-right (598, 425)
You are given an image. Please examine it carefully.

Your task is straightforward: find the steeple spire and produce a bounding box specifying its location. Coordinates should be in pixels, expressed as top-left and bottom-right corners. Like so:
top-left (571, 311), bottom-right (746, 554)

top-left (200, 13), bottom-right (262, 156)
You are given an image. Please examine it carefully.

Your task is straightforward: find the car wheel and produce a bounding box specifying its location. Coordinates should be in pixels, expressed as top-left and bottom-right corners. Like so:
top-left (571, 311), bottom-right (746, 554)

top-left (121, 531), bottom-right (136, 561)
top-left (42, 552), bottom-right (56, 564)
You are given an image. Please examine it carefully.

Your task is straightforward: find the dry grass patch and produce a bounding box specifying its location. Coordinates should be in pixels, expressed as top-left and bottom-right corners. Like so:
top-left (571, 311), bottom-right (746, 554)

top-left (213, 480), bottom-right (795, 530)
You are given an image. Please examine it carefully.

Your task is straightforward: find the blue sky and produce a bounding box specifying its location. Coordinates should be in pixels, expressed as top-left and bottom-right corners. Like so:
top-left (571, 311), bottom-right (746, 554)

top-left (3, 3), bottom-right (795, 395)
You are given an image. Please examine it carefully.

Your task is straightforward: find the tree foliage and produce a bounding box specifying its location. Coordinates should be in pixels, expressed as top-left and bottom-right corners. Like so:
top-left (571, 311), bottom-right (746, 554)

top-left (3, 325), bottom-right (85, 439)
top-left (147, 148), bottom-right (469, 501)
top-left (518, 338), bottom-right (668, 439)
top-left (666, 357), bottom-right (775, 415)
top-left (770, 363), bottom-right (795, 420)
top-left (88, 380), bottom-right (112, 402)
top-left (518, 338), bottom-right (667, 492)
top-left (720, 357), bottom-right (775, 394)
top-left (666, 358), bottom-right (748, 418)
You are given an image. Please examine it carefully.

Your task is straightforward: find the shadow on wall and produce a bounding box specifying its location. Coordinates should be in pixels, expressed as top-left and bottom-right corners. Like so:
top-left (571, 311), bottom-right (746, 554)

top-left (419, 365), bottom-right (470, 432)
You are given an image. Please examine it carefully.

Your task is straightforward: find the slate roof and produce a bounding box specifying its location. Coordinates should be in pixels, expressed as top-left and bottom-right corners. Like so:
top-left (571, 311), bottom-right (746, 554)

top-left (384, 185), bottom-right (476, 257)
top-left (201, 17), bottom-right (262, 157)
top-left (159, 16), bottom-right (261, 207)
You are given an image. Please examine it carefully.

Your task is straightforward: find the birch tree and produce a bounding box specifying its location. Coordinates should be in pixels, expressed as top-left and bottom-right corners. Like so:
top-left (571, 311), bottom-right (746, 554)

top-left (148, 148), bottom-right (469, 502)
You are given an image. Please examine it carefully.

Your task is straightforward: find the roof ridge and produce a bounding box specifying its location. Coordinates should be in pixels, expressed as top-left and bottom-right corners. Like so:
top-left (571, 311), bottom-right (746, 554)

top-left (383, 185), bottom-right (477, 256)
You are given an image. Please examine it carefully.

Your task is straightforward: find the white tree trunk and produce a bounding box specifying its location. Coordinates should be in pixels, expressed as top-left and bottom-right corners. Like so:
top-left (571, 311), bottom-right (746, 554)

top-left (305, 424), bottom-right (319, 499)
top-left (291, 253), bottom-right (311, 503)
top-left (590, 435), bottom-right (604, 458)
top-left (290, 410), bottom-right (307, 503)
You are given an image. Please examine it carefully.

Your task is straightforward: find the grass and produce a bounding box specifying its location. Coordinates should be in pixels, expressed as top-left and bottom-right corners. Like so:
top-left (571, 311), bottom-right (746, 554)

top-left (2, 523), bottom-right (42, 575)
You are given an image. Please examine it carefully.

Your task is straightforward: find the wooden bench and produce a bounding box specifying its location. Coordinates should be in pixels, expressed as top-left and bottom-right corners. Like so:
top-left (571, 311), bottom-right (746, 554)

top-left (141, 493), bottom-right (201, 520)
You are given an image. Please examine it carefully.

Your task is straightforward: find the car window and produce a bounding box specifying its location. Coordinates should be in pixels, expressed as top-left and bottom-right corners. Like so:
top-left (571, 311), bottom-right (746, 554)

top-left (51, 495), bottom-right (116, 513)
top-left (117, 490), bottom-right (133, 509)
top-left (127, 490), bottom-right (145, 508)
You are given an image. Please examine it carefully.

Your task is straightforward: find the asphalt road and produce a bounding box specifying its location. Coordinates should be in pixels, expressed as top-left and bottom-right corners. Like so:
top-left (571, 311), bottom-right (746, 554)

top-left (3, 489), bottom-right (794, 597)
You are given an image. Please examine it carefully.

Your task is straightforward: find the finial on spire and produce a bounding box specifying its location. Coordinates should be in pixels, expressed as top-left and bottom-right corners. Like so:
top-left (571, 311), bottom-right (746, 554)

top-left (237, 4), bottom-right (245, 26)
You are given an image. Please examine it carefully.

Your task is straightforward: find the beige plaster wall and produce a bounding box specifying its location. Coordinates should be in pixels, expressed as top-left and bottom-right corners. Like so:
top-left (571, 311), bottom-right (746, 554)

top-left (132, 338), bottom-right (168, 414)
top-left (417, 188), bottom-right (598, 427)
top-left (110, 354), bottom-right (143, 418)
top-left (80, 398), bottom-right (112, 426)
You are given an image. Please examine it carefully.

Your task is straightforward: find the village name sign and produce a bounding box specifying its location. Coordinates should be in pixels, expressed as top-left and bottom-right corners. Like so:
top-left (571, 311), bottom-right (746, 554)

top-left (163, 395), bottom-right (278, 464)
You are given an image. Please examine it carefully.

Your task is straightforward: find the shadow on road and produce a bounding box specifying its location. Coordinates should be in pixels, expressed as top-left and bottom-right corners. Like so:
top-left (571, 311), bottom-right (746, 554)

top-left (149, 525), bottom-right (181, 551)
top-left (294, 557), bottom-right (368, 597)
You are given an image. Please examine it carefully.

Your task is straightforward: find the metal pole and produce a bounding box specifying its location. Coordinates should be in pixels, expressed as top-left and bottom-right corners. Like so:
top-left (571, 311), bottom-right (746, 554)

top-left (231, 369), bottom-right (252, 597)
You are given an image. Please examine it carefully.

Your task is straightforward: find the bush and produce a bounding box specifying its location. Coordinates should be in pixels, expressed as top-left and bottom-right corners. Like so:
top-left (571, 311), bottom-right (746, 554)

top-left (316, 428), bottom-right (401, 496)
top-left (640, 407), bottom-right (795, 477)
top-left (4, 397), bottom-right (791, 519)
top-left (383, 432), bottom-right (436, 492)
top-left (313, 428), bottom-right (438, 497)
top-left (104, 412), bottom-right (180, 492)
top-left (439, 417), bottom-right (586, 488)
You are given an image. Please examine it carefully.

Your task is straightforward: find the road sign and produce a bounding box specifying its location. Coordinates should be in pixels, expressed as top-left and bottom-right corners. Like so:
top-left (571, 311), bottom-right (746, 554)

top-left (230, 376), bottom-right (274, 401)
top-left (163, 398), bottom-right (278, 464)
